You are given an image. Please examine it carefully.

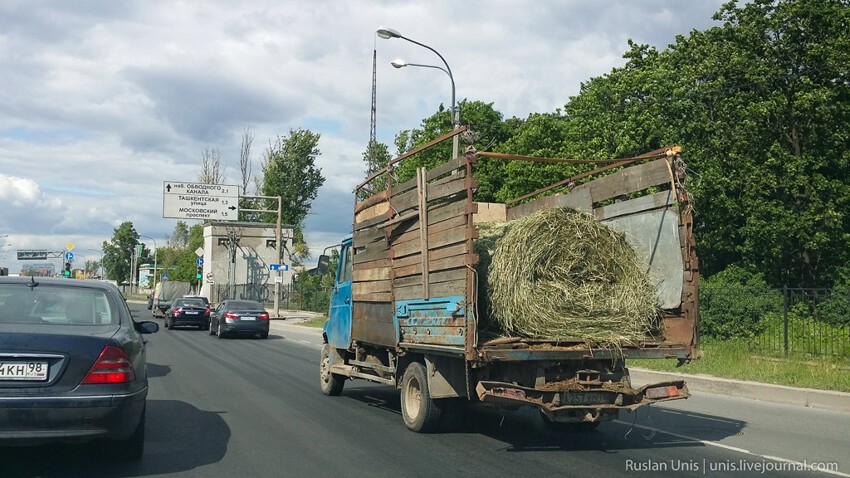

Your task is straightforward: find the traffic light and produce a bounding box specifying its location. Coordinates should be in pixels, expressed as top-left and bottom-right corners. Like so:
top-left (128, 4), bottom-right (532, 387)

top-left (64, 262), bottom-right (71, 277)
top-left (196, 265), bottom-right (203, 279)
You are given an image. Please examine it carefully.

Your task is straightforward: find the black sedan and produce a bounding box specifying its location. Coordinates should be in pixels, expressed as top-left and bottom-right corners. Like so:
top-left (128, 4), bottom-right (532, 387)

top-left (0, 277), bottom-right (159, 460)
top-left (164, 298), bottom-right (210, 330)
top-left (209, 300), bottom-right (270, 339)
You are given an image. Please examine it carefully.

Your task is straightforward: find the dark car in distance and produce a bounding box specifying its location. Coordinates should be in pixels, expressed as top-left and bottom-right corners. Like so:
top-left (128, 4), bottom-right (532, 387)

top-left (209, 300), bottom-right (270, 339)
top-left (164, 298), bottom-right (210, 330)
top-left (0, 277), bottom-right (159, 460)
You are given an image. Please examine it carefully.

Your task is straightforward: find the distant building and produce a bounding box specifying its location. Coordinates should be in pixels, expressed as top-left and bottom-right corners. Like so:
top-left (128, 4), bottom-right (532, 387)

top-left (200, 221), bottom-right (295, 303)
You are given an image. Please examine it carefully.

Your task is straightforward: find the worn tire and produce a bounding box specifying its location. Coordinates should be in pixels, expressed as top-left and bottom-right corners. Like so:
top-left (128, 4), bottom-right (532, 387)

top-left (319, 344), bottom-right (345, 396)
top-left (400, 362), bottom-right (443, 433)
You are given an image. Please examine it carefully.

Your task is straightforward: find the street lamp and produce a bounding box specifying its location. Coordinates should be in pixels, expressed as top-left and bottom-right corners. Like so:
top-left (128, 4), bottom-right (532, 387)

top-left (377, 26), bottom-right (460, 159)
top-left (138, 234), bottom-right (158, 291)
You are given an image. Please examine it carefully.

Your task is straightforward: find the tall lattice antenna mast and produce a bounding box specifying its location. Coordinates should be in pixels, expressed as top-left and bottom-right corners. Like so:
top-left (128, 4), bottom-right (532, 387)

top-left (369, 38), bottom-right (377, 155)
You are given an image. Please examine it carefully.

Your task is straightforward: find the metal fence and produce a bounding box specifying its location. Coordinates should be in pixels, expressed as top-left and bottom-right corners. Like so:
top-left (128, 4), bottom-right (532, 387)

top-left (211, 282), bottom-right (332, 315)
top-left (700, 286), bottom-right (850, 358)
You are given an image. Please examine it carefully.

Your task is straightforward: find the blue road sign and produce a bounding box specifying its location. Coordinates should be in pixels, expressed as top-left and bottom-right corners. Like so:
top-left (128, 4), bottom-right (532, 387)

top-left (269, 263), bottom-right (281, 271)
top-left (196, 257), bottom-right (204, 265)
top-left (65, 252), bottom-right (74, 261)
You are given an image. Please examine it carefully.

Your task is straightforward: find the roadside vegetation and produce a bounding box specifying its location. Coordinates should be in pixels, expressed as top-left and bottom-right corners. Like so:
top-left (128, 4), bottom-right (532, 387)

top-left (298, 316), bottom-right (327, 328)
top-left (631, 339), bottom-right (850, 393)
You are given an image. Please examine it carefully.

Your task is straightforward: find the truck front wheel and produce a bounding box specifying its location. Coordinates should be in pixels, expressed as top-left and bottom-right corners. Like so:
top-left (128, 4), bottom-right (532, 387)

top-left (400, 362), bottom-right (443, 433)
top-left (320, 344), bottom-right (345, 396)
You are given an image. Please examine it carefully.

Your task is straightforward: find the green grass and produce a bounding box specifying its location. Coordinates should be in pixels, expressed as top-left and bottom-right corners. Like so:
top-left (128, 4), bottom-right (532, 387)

top-left (297, 316), bottom-right (327, 328)
top-left (630, 339), bottom-right (850, 393)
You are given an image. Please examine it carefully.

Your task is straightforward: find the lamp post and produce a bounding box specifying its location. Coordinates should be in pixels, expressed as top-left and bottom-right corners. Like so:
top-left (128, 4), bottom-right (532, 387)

top-left (138, 234), bottom-right (158, 292)
top-left (377, 27), bottom-right (460, 159)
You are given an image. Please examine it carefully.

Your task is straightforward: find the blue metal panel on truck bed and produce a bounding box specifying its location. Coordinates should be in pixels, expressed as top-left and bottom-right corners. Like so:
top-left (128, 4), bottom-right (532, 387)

top-left (396, 296), bottom-right (467, 346)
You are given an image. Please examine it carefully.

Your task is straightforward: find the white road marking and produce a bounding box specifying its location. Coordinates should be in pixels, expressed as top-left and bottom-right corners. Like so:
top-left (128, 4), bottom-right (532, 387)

top-left (614, 419), bottom-right (850, 477)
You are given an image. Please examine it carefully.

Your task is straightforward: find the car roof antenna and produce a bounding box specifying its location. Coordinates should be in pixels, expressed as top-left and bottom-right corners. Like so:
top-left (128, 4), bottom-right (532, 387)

top-left (27, 276), bottom-right (40, 288)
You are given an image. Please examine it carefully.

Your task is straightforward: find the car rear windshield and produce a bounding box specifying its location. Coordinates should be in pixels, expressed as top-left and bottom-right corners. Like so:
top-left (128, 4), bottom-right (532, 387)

top-left (178, 299), bottom-right (206, 308)
top-left (0, 285), bottom-right (117, 326)
top-left (229, 300), bottom-right (263, 310)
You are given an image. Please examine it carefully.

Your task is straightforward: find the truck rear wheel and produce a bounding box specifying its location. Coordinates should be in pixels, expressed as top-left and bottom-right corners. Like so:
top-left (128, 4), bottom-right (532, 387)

top-left (320, 344), bottom-right (345, 396)
top-left (400, 362), bottom-right (443, 433)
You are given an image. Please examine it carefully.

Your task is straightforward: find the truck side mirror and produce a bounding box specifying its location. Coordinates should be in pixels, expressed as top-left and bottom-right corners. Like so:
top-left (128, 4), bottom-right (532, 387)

top-left (317, 255), bottom-right (330, 276)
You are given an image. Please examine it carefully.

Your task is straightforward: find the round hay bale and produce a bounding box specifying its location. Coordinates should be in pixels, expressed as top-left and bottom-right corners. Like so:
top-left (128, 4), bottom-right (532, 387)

top-left (487, 207), bottom-right (657, 344)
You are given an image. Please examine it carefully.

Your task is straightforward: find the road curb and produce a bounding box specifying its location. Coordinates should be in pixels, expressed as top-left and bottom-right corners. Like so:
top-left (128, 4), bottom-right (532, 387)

top-left (630, 367), bottom-right (850, 414)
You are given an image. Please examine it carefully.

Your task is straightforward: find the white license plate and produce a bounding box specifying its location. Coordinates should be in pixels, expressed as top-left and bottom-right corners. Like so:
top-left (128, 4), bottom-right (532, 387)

top-left (241, 317), bottom-right (256, 321)
top-left (0, 361), bottom-right (49, 381)
top-left (185, 311), bottom-right (198, 315)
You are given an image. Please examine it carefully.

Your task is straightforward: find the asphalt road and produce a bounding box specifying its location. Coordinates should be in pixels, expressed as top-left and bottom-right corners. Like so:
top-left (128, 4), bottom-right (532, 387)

top-left (2, 302), bottom-right (849, 478)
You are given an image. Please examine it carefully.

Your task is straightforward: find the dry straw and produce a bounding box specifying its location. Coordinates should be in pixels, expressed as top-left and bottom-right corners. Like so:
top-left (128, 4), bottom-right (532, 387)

top-left (484, 207), bottom-right (657, 345)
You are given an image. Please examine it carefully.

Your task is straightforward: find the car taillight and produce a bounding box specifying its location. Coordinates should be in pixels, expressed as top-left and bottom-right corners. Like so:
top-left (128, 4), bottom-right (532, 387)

top-left (171, 308), bottom-right (179, 315)
top-left (204, 308), bottom-right (211, 316)
top-left (225, 312), bottom-right (239, 320)
top-left (258, 313), bottom-right (269, 320)
top-left (82, 346), bottom-right (135, 384)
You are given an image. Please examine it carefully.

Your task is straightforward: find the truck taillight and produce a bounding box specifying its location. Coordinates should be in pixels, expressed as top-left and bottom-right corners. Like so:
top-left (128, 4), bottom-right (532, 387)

top-left (258, 313), bottom-right (269, 320)
top-left (82, 346), bottom-right (135, 384)
top-left (645, 385), bottom-right (680, 399)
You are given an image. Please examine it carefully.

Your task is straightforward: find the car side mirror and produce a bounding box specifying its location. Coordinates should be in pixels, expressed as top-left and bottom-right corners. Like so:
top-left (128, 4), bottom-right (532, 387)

top-left (136, 321), bottom-right (160, 334)
top-left (317, 254), bottom-right (330, 276)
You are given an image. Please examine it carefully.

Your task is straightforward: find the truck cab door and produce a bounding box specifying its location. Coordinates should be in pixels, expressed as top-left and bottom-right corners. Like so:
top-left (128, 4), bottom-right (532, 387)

top-left (325, 240), bottom-right (352, 349)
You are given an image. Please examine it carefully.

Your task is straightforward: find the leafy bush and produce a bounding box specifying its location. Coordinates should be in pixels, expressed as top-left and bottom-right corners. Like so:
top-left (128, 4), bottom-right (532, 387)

top-left (699, 265), bottom-right (782, 339)
top-left (815, 288), bottom-right (850, 327)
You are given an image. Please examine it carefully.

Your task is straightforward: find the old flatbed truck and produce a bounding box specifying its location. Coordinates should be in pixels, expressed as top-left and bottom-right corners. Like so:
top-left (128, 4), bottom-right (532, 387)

top-left (320, 137), bottom-right (698, 432)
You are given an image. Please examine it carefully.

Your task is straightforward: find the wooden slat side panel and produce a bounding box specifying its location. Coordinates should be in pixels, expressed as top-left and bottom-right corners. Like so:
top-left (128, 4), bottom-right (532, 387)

top-left (353, 280), bottom-right (392, 295)
top-left (393, 268), bottom-right (467, 288)
top-left (392, 243), bottom-right (469, 270)
top-left (352, 245), bottom-right (389, 265)
top-left (588, 159), bottom-right (671, 204)
top-left (353, 226), bottom-right (386, 246)
top-left (353, 292), bottom-right (393, 302)
top-left (353, 266), bottom-right (391, 282)
top-left (427, 174), bottom-right (474, 202)
top-left (391, 214), bottom-right (469, 248)
top-left (395, 280), bottom-right (467, 301)
top-left (354, 258), bottom-right (391, 270)
top-left (393, 253), bottom-right (470, 278)
top-left (425, 156), bottom-right (467, 182)
top-left (392, 224), bottom-right (471, 259)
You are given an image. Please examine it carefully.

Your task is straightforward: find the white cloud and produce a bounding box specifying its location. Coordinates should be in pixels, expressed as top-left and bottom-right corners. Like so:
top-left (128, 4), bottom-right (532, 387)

top-left (0, 0), bottom-right (728, 272)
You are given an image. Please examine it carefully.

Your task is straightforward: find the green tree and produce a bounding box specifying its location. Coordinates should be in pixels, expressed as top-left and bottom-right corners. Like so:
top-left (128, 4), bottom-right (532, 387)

top-left (102, 222), bottom-right (139, 284)
top-left (157, 223), bottom-right (204, 286)
top-left (393, 100), bottom-right (510, 185)
top-left (360, 140), bottom-right (391, 200)
top-left (260, 129), bottom-right (325, 229)
top-left (667, 0), bottom-right (850, 287)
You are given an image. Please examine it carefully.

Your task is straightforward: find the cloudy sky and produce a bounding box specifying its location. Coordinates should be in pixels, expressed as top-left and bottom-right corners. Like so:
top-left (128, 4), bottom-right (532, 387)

top-left (0, 0), bottom-right (728, 273)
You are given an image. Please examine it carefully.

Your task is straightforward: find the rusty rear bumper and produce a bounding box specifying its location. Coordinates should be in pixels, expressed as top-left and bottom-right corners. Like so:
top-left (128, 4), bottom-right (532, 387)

top-left (475, 380), bottom-right (689, 418)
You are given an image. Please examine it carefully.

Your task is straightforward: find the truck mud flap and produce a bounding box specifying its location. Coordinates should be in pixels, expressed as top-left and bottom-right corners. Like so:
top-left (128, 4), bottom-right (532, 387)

top-left (475, 380), bottom-right (689, 413)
